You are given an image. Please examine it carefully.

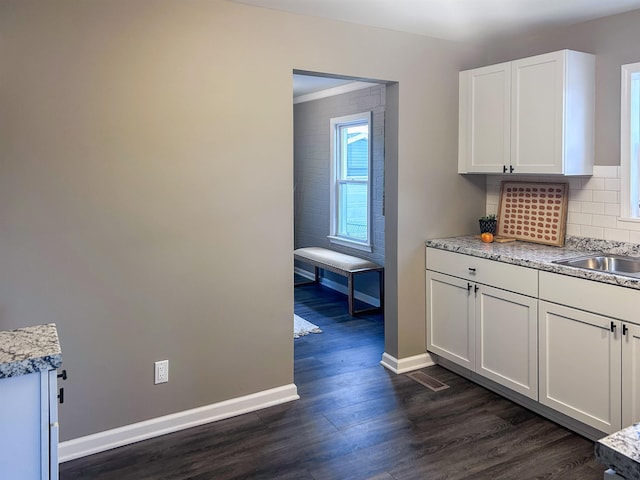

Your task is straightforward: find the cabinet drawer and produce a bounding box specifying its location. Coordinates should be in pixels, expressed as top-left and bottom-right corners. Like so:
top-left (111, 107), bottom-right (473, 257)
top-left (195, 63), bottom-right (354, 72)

top-left (426, 247), bottom-right (537, 297)
top-left (539, 271), bottom-right (640, 324)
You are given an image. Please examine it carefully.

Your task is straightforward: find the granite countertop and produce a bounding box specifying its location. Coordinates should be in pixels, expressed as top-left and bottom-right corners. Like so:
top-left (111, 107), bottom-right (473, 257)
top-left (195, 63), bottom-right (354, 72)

top-left (0, 323), bottom-right (62, 379)
top-left (596, 424), bottom-right (640, 479)
top-left (426, 235), bottom-right (640, 290)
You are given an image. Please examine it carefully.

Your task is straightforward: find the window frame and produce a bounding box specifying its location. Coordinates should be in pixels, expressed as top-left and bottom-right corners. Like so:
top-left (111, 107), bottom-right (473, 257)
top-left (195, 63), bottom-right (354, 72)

top-left (620, 62), bottom-right (640, 222)
top-left (328, 111), bottom-right (373, 251)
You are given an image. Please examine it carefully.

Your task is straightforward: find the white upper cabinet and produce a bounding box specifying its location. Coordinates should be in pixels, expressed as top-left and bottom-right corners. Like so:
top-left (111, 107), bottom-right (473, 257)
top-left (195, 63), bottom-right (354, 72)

top-left (458, 49), bottom-right (595, 175)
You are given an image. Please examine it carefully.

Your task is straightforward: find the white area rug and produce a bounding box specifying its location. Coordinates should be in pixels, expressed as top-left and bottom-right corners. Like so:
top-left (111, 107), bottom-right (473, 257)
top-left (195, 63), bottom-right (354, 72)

top-left (294, 314), bottom-right (322, 339)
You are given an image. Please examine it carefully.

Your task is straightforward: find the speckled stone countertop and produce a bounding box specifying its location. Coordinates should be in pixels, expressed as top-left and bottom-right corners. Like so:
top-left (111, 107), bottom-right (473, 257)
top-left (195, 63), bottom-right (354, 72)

top-left (426, 235), bottom-right (640, 290)
top-left (0, 323), bottom-right (62, 379)
top-left (596, 424), bottom-right (640, 479)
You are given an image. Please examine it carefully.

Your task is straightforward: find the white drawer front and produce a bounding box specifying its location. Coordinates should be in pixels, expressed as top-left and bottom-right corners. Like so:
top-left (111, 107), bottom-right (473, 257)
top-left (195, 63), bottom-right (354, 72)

top-left (539, 271), bottom-right (640, 325)
top-left (426, 247), bottom-right (538, 297)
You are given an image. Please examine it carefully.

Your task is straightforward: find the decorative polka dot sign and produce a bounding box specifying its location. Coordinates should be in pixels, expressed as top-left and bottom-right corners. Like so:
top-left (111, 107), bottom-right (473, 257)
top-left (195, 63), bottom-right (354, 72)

top-left (496, 181), bottom-right (569, 247)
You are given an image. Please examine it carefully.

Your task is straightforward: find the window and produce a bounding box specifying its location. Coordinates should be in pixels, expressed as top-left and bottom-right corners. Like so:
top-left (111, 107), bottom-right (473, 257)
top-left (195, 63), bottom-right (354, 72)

top-left (621, 62), bottom-right (640, 220)
top-left (329, 112), bottom-right (372, 250)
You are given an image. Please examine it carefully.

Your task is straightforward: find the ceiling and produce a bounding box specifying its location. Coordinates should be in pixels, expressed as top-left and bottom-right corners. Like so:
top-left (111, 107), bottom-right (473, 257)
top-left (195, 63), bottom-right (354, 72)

top-left (292, 74), bottom-right (380, 100)
top-left (292, 75), bottom-right (355, 97)
top-left (232, 0), bottom-right (640, 42)
top-left (280, 0), bottom-right (640, 98)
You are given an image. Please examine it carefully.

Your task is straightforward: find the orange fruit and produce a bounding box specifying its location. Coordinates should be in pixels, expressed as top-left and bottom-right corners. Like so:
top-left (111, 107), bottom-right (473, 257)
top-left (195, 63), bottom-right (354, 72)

top-left (481, 232), bottom-right (494, 243)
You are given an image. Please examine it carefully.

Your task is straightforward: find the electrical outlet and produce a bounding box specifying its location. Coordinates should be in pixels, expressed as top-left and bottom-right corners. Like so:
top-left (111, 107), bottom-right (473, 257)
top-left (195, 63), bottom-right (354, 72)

top-left (154, 360), bottom-right (169, 384)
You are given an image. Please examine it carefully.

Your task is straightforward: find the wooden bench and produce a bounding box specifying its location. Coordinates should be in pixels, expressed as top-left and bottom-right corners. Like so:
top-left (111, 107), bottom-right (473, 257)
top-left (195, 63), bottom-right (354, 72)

top-left (294, 247), bottom-right (384, 316)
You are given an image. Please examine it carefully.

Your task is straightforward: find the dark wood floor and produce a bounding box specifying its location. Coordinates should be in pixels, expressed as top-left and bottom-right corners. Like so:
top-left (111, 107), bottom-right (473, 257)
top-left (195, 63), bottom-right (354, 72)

top-left (60, 281), bottom-right (606, 479)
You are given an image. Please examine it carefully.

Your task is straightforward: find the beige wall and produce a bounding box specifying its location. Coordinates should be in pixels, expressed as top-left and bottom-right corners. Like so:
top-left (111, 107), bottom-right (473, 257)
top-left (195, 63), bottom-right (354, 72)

top-left (0, 0), bottom-right (484, 441)
top-left (475, 8), bottom-right (640, 167)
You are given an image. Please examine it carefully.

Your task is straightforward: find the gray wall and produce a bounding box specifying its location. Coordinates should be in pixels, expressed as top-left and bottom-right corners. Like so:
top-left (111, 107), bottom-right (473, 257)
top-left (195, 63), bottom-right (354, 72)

top-left (294, 85), bottom-right (386, 295)
top-left (0, 0), bottom-right (483, 442)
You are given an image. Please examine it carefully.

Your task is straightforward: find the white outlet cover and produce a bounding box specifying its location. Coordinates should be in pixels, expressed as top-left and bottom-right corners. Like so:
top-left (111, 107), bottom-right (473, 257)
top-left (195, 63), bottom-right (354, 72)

top-left (154, 360), bottom-right (169, 384)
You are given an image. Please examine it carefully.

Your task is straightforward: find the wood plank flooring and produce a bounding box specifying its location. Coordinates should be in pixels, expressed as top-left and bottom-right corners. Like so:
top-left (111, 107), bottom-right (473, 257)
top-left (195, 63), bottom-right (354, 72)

top-left (60, 281), bottom-right (606, 479)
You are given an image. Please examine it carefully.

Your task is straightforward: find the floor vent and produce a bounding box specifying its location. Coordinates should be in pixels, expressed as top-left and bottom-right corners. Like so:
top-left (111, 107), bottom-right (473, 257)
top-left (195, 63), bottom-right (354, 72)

top-left (406, 371), bottom-right (450, 392)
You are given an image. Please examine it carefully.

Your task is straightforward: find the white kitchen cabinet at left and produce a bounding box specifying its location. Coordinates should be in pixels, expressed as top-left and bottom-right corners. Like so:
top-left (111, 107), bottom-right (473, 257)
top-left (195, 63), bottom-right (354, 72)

top-left (0, 324), bottom-right (63, 480)
top-left (0, 370), bottom-right (59, 480)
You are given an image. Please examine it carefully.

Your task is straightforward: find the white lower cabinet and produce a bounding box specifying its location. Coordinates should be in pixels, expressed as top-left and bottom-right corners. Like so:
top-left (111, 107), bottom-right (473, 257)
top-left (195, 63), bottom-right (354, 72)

top-left (427, 248), bottom-right (640, 436)
top-left (0, 369), bottom-right (59, 480)
top-left (426, 248), bottom-right (538, 400)
top-left (539, 271), bottom-right (640, 433)
top-left (539, 301), bottom-right (621, 434)
top-left (622, 322), bottom-right (640, 428)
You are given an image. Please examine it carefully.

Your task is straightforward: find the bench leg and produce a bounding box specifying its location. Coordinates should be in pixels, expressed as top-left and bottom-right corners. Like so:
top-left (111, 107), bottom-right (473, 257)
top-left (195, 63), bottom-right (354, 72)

top-left (348, 273), bottom-right (355, 316)
top-left (294, 265), bottom-right (321, 287)
top-left (351, 270), bottom-right (384, 316)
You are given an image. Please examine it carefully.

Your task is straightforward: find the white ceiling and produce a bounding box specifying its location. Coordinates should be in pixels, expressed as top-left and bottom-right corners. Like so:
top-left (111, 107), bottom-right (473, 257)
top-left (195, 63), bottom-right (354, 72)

top-left (280, 0), bottom-right (640, 99)
top-left (292, 75), bottom-right (355, 97)
top-left (232, 0), bottom-right (640, 42)
top-left (291, 73), bottom-right (380, 100)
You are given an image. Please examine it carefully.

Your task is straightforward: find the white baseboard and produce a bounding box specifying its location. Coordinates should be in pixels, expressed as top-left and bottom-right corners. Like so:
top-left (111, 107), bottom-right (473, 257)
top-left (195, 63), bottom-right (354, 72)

top-left (294, 266), bottom-right (381, 307)
top-left (380, 352), bottom-right (434, 374)
top-left (294, 266), bottom-right (315, 280)
top-left (59, 384), bottom-right (299, 463)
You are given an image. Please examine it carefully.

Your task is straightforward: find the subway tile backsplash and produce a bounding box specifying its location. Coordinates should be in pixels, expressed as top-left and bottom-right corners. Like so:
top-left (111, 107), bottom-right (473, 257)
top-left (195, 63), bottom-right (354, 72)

top-left (486, 166), bottom-right (640, 244)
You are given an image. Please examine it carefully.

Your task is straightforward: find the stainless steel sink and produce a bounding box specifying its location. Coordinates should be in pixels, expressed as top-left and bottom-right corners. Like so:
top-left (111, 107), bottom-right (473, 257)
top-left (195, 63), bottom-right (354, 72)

top-left (553, 254), bottom-right (640, 278)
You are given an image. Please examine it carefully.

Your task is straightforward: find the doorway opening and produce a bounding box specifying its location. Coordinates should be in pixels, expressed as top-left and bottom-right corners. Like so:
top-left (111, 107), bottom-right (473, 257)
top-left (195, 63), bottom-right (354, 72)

top-left (292, 70), bottom-right (398, 366)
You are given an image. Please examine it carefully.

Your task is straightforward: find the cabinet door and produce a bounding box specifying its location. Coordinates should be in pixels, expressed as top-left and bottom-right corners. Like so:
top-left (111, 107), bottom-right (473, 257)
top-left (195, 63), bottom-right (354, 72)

top-left (539, 301), bottom-right (621, 433)
top-left (475, 285), bottom-right (538, 399)
top-left (48, 370), bottom-right (59, 480)
top-left (458, 63), bottom-right (511, 174)
top-left (0, 371), bottom-right (45, 480)
top-left (426, 271), bottom-right (475, 369)
top-left (511, 51), bottom-right (564, 174)
top-left (622, 323), bottom-right (640, 428)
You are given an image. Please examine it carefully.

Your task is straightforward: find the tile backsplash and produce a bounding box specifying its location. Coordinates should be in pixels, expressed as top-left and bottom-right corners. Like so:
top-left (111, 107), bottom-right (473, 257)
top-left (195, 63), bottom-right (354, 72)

top-left (486, 166), bottom-right (640, 245)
